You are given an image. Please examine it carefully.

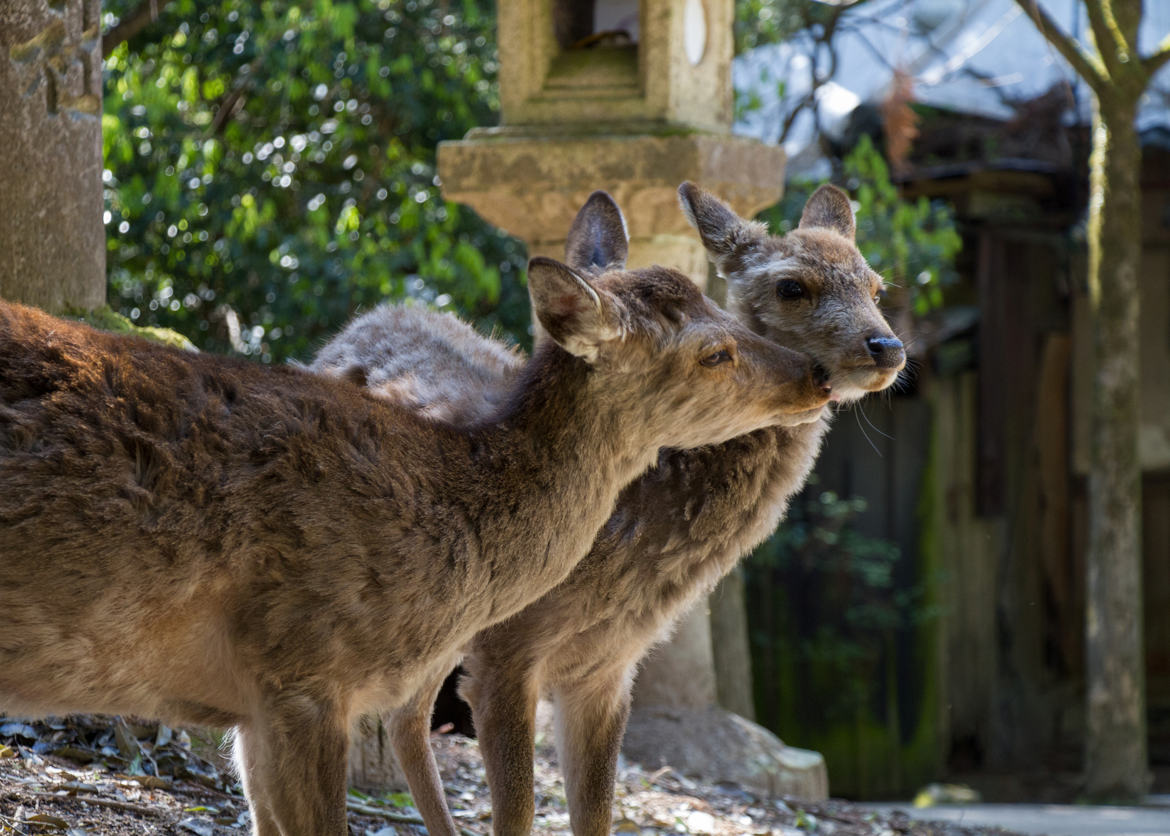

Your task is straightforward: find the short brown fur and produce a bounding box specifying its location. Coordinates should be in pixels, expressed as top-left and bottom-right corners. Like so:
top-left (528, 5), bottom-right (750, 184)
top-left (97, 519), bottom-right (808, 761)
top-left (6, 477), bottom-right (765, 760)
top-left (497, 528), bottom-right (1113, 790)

top-left (0, 245), bottom-right (829, 836)
top-left (313, 186), bottom-right (905, 836)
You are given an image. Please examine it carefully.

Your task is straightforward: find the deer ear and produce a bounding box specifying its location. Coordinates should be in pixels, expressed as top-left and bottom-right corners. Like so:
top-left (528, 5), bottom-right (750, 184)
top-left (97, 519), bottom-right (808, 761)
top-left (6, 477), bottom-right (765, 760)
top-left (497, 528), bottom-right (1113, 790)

top-left (678, 182), bottom-right (767, 273)
top-left (564, 191), bottom-right (629, 273)
top-left (799, 184), bottom-right (856, 241)
top-left (528, 257), bottom-right (622, 363)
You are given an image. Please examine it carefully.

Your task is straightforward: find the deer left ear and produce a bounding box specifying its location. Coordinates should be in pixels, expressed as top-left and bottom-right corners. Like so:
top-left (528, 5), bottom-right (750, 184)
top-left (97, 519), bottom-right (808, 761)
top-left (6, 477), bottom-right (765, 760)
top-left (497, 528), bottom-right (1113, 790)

top-left (528, 257), bottom-right (622, 363)
top-left (798, 184), bottom-right (856, 241)
top-left (677, 181), bottom-right (767, 272)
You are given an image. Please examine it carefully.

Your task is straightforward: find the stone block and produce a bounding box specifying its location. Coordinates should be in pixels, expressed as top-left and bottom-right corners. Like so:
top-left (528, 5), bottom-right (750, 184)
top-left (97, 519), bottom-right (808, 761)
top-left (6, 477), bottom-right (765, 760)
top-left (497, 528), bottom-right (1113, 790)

top-left (622, 704), bottom-right (830, 801)
top-left (438, 131), bottom-right (785, 250)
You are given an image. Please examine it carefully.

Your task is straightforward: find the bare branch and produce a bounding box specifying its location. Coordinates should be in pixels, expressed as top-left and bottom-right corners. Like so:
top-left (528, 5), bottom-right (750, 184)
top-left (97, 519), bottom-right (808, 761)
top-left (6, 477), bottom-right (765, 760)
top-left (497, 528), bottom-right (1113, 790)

top-left (102, 0), bottom-right (172, 59)
top-left (210, 83), bottom-right (249, 135)
top-left (1084, 0), bottom-right (1143, 80)
top-left (1109, 0), bottom-right (1144, 60)
top-left (209, 55), bottom-right (266, 136)
top-left (1144, 32), bottom-right (1170, 76)
top-left (1013, 0), bottom-right (1107, 92)
top-left (777, 2), bottom-right (849, 144)
top-left (1083, 2), bottom-right (1119, 78)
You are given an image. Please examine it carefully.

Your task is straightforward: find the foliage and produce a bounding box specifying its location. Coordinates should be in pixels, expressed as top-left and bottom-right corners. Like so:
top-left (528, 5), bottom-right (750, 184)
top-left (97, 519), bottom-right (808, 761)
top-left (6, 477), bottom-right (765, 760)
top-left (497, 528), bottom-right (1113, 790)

top-left (733, 0), bottom-right (843, 54)
top-left (101, 0), bottom-right (530, 363)
top-left (762, 136), bottom-right (962, 316)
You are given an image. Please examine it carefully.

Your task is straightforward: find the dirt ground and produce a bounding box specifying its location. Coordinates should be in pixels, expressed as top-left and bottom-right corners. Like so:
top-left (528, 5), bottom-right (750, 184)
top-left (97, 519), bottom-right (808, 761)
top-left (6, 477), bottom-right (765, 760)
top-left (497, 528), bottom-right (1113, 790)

top-left (0, 717), bottom-right (1023, 836)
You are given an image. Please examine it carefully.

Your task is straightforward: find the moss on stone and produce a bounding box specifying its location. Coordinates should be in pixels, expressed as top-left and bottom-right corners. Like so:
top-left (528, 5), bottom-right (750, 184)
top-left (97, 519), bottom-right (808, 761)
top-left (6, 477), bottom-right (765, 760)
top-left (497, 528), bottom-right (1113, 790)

top-left (67, 305), bottom-right (196, 352)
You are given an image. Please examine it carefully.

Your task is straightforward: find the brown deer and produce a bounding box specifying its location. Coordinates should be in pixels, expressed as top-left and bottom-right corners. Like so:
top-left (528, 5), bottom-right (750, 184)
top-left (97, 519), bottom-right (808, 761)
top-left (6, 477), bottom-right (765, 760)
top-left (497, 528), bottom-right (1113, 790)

top-left (0, 232), bottom-right (831, 835)
top-left (314, 184), bottom-right (904, 836)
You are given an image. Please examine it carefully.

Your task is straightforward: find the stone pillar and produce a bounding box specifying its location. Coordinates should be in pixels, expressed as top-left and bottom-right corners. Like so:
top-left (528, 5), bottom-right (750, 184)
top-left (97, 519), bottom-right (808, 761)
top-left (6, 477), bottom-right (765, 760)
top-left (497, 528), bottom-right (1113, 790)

top-left (0, 0), bottom-right (106, 313)
top-left (438, 138), bottom-right (831, 797)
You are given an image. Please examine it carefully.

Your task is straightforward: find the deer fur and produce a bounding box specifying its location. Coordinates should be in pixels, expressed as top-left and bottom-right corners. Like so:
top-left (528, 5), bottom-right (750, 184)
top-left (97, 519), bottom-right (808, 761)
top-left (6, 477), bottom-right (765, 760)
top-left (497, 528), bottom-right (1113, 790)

top-left (313, 185), bottom-right (904, 836)
top-left (0, 231), bottom-right (831, 836)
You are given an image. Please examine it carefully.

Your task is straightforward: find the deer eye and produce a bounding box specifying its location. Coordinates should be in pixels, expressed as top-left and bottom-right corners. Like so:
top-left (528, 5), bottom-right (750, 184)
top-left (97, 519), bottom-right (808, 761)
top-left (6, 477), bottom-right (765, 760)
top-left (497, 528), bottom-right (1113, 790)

top-left (777, 279), bottom-right (804, 300)
top-left (700, 349), bottom-right (733, 368)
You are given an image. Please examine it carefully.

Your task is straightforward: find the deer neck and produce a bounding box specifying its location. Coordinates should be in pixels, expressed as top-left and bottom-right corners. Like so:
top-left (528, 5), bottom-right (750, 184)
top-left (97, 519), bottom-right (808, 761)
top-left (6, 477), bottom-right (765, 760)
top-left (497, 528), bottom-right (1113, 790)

top-left (459, 344), bottom-right (659, 614)
top-left (591, 415), bottom-right (834, 606)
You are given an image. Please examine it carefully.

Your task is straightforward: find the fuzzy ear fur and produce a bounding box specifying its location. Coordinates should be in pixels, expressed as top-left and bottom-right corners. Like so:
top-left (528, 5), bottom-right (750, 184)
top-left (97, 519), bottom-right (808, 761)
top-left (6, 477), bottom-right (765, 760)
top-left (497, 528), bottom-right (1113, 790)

top-left (677, 182), bottom-right (767, 269)
top-left (564, 191), bottom-right (629, 273)
top-left (528, 257), bottom-right (622, 363)
top-left (798, 184), bottom-right (856, 240)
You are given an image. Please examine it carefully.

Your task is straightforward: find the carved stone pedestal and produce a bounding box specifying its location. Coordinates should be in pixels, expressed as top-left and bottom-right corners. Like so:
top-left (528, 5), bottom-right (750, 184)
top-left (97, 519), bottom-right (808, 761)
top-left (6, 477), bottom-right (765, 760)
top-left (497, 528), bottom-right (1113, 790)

top-left (438, 130), bottom-right (785, 288)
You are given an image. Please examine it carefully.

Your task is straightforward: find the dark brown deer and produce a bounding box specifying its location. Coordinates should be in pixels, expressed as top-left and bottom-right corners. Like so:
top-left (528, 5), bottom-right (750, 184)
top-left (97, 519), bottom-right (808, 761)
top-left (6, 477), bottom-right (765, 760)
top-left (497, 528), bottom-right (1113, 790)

top-left (0, 235), bottom-right (831, 835)
top-left (314, 185), bottom-right (904, 836)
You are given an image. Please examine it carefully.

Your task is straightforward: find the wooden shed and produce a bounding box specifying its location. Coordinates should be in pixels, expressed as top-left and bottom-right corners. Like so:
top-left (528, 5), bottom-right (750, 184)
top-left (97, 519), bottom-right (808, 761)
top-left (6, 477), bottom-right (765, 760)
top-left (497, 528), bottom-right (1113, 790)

top-left (749, 139), bottom-right (1170, 799)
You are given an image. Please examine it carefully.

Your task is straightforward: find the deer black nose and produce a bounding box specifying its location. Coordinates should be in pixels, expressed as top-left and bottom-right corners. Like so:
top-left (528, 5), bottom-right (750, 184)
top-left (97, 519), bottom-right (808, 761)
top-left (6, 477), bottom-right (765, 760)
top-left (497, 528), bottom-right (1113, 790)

top-left (866, 334), bottom-right (905, 369)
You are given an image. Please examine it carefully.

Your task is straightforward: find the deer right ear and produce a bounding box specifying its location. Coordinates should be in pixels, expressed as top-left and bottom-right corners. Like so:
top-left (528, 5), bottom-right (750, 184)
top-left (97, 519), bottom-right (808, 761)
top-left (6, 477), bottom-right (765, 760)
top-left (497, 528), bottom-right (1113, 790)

top-left (528, 257), bottom-right (622, 363)
top-left (677, 182), bottom-right (767, 275)
top-left (798, 184), bottom-right (856, 241)
top-left (564, 190), bottom-right (629, 273)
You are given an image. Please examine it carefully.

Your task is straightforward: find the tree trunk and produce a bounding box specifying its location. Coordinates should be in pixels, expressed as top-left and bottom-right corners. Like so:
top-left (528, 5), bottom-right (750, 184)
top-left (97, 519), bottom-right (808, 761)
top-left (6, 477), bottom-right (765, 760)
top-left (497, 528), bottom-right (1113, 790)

top-left (709, 568), bottom-right (757, 720)
top-left (0, 0), bottom-right (106, 313)
top-left (625, 595), bottom-right (828, 800)
top-left (632, 600), bottom-right (718, 710)
top-left (1083, 94), bottom-right (1149, 800)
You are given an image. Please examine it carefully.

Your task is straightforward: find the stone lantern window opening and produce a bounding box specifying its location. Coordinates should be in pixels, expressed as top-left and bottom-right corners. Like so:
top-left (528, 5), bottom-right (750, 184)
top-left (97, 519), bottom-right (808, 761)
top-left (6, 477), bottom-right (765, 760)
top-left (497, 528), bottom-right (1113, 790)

top-left (548, 0), bottom-right (641, 93)
top-left (554, 0), bottom-right (640, 47)
top-left (494, 0), bottom-right (728, 132)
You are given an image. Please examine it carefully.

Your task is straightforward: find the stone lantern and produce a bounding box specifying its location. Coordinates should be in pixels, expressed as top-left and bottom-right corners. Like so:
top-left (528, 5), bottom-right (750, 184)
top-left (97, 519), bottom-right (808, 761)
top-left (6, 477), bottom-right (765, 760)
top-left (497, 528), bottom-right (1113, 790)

top-left (437, 0), bottom-right (786, 289)
top-left (431, 0), bottom-right (828, 805)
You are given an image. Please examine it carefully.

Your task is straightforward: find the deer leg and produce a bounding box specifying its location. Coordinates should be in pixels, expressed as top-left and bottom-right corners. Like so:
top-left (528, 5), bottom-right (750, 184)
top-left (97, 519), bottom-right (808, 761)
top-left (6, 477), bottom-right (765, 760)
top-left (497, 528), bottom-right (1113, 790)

top-left (461, 668), bottom-right (539, 836)
top-left (232, 727), bottom-right (281, 836)
top-left (552, 674), bottom-right (632, 836)
top-left (386, 660), bottom-right (459, 836)
top-left (234, 692), bottom-right (350, 836)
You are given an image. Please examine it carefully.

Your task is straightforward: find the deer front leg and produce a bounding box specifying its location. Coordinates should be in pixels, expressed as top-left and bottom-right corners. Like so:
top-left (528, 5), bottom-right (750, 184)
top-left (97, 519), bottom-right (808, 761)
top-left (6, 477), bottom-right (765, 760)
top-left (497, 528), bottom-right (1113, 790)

top-left (234, 691), bottom-right (351, 836)
top-left (552, 673), bottom-right (632, 836)
top-left (386, 658), bottom-right (460, 836)
top-left (461, 667), bottom-right (540, 836)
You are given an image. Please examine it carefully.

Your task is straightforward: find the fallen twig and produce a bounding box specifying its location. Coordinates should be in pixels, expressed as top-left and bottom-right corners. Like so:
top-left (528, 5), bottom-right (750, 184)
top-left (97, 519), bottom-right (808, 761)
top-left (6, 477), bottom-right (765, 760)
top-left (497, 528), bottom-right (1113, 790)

top-left (30, 791), bottom-right (163, 817)
top-left (345, 798), bottom-right (480, 836)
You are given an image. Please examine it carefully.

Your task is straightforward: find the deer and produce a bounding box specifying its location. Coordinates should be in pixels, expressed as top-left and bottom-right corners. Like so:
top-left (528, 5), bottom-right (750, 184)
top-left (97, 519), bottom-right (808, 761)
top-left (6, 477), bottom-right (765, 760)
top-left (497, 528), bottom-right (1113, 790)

top-left (0, 201), bottom-right (832, 835)
top-left (311, 184), bottom-right (905, 836)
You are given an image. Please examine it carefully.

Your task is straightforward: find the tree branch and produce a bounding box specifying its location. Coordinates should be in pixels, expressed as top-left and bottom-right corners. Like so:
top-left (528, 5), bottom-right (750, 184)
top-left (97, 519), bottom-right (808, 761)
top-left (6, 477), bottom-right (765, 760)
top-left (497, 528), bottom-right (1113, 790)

top-left (209, 54), bottom-right (266, 136)
top-left (102, 0), bottom-right (172, 58)
top-left (1013, 0), bottom-right (1107, 92)
top-left (1144, 32), bottom-right (1170, 76)
top-left (1109, 0), bottom-right (1144, 63)
top-left (1082, 1), bottom-right (1120, 78)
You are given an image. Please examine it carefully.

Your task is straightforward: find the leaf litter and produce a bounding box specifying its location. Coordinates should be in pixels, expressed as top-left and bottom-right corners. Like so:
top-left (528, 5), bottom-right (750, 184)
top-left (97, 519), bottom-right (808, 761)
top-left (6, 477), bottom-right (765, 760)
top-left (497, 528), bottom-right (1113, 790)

top-left (0, 717), bottom-right (1024, 835)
